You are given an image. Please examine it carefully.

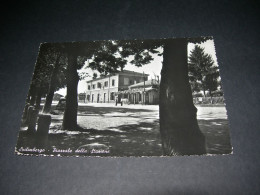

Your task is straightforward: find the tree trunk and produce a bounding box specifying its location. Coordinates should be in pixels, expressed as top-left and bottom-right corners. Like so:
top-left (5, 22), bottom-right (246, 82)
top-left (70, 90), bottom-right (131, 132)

top-left (209, 90), bottom-right (213, 104)
top-left (159, 38), bottom-right (206, 155)
top-left (42, 87), bottom-right (55, 113)
top-left (43, 54), bottom-right (61, 113)
top-left (35, 89), bottom-right (42, 109)
top-left (62, 51), bottom-right (79, 130)
top-left (29, 89), bottom-right (36, 106)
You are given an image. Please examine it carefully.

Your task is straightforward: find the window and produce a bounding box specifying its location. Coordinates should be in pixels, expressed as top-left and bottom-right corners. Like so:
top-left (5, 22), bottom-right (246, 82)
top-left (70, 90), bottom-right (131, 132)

top-left (110, 92), bottom-right (115, 100)
top-left (124, 78), bottom-right (129, 85)
top-left (88, 85), bottom-right (90, 90)
top-left (112, 79), bottom-right (115, 86)
top-left (104, 81), bottom-right (108, 87)
top-left (92, 84), bottom-right (95, 89)
top-left (97, 82), bottom-right (101, 88)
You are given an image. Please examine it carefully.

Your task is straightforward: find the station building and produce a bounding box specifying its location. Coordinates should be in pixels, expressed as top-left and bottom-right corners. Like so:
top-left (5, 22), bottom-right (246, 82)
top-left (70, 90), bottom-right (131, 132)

top-left (86, 70), bottom-right (159, 104)
top-left (86, 70), bottom-right (149, 103)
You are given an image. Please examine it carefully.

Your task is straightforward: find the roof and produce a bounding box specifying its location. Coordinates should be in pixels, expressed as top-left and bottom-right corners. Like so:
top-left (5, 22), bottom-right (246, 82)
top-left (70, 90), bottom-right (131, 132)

top-left (128, 79), bottom-right (159, 89)
top-left (87, 70), bottom-right (149, 83)
top-left (115, 87), bottom-right (157, 94)
top-left (119, 70), bottom-right (149, 76)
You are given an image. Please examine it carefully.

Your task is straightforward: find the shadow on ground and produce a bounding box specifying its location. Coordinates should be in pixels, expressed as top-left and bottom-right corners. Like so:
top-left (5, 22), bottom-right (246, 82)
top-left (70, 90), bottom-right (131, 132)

top-left (16, 104), bottom-right (232, 157)
top-left (16, 119), bottom-right (162, 157)
top-left (199, 119), bottom-right (232, 154)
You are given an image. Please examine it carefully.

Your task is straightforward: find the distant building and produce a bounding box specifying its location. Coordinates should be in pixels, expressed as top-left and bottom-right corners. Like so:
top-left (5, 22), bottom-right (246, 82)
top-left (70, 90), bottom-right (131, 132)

top-left (53, 93), bottom-right (64, 101)
top-left (116, 79), bottom-right (159, 105)
top-left (78, 93), bottom-right (86, 103)
top-left (86, 70), bottom-right (148, 103)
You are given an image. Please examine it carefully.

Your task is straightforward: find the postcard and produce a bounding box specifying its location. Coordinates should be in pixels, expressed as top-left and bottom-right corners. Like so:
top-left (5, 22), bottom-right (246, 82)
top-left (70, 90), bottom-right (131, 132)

top-left (15, 37), bottom-right (232, 157)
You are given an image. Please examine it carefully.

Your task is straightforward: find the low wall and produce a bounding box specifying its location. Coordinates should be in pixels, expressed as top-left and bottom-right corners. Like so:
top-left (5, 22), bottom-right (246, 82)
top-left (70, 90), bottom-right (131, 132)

top-left (193, 96), bottom-right (225, 104)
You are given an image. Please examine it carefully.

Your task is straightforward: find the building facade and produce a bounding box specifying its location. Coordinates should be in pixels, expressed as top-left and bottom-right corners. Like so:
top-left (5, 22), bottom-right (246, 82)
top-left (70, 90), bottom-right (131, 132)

top-left (116, 79), bottom-right (160, 105)
top-left (86, 70), bottom-right (148, 103)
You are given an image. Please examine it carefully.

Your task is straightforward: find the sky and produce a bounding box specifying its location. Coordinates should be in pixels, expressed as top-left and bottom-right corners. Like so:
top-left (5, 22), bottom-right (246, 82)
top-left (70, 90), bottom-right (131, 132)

top-left (56, 39), bottom-right (218, 96)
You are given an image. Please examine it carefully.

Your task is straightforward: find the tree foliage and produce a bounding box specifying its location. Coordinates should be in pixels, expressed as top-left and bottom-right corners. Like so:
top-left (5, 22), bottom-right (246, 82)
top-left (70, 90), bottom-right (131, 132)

top-left (29, 44), bottom-right (67, 100)
top-left (84, 37), bottom-right (213, 77)
top-left (188, 45), bottom-right (219, 96)
top-left (87, 39), bottom-right (162, 75)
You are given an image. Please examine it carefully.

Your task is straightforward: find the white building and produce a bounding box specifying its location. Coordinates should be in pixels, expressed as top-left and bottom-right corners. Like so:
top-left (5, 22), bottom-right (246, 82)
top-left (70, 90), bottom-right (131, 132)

top-left (86, 70), bottom-right (148, 103)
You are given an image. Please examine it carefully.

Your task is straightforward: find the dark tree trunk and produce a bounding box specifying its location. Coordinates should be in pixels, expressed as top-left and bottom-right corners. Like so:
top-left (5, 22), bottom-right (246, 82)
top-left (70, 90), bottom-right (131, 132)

top-left (42, 87), bottom-right (55, 113)
top-left (62, 51), bottom-right (79, 130)
top-left (209, 90), bottom-right (213, 104)
top-left (43, 55), bottom-right (61, 113)
top-left (159, 38), bottom-right (206, 155)
top-left (29, 90), bottom-right (36, 106)
top-left (35, 89), bottom-right (42, 109)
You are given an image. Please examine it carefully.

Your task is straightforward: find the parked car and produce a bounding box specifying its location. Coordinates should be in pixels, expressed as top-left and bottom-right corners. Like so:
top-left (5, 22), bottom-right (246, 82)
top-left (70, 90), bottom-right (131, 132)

top-left (56, 98), bottom-right (66, 110)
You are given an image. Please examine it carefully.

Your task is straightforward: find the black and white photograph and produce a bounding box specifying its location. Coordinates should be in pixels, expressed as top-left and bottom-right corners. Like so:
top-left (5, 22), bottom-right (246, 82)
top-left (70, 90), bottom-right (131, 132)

top-left (15, 37), bottom-right (232, 157)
